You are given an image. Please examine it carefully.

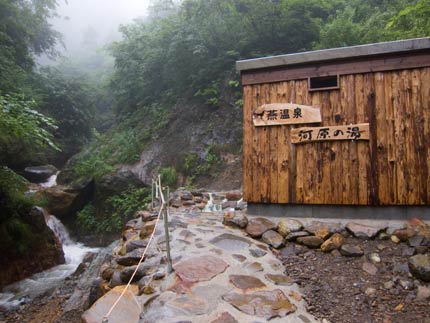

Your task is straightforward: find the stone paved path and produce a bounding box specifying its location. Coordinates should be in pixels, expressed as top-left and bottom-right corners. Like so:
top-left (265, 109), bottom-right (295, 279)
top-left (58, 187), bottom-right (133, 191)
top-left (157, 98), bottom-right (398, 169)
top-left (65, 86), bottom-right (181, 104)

top-left (137, 209), bottom-right (318, 323)
top-left (83, 208), bottom-right (318, 323)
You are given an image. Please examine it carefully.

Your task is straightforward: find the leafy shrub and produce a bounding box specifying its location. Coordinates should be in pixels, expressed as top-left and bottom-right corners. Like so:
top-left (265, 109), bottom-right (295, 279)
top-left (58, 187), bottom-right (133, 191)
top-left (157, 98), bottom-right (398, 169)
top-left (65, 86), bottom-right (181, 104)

top-left (77, 187), bottom-right (151, 235)
top-left (160, 167), bottom-right (177, 187)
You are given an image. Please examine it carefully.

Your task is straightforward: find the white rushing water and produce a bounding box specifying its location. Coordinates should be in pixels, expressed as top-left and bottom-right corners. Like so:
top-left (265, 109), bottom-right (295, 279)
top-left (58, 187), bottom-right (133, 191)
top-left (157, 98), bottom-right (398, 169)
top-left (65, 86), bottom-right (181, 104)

top-left (202, 193), bottom-right (223, 212)
top-left (0, 174), bottom-right (98, 310)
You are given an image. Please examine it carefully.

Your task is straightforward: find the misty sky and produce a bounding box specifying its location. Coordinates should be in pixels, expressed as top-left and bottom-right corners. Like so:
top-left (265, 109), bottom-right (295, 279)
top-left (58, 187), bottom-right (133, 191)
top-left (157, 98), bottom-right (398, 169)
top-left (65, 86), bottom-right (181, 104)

top-left (52, 0), bottom-right (152, 54)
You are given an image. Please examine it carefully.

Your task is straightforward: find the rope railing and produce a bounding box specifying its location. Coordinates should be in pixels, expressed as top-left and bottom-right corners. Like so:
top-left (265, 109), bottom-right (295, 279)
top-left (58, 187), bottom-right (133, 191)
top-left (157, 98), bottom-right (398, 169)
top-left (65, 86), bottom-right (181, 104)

top-left (102, 175), bottom-right (173, 323)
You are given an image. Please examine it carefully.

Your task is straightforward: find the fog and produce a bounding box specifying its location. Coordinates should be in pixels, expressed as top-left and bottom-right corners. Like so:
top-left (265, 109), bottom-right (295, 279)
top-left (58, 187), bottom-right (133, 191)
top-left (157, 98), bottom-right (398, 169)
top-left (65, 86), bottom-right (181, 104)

top-left (52, 0), bottom-right (152, 55)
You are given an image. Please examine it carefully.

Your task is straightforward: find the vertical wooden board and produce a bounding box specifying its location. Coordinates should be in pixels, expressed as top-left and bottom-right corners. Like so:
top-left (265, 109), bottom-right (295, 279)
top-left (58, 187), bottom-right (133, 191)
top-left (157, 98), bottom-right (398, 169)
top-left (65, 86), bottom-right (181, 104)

top-left (384, 71), bottom-right (396, 204)
top-left (251, 85), bottom-right (261, 203)
top-left (391, 71), bottom-right (407, 204)
top-left (422, 68), bottom-right (430, 202)
top-left (287, 80), bottom-right (297, 204)
top-left (401, 70), bottom-right (418, 205)
top-left (355, 74), bottom-right (371, 205)
top-left (295, 79), bottom-right (314, 203)
top-left (347, 74), bottom-right (359, 204)
top-left (411, 69), bottom-right (427, 204)
top-left (276, 81), bottom-right (290, 204)
top-left (260, 83), bottom-right (271, 203)
top-left (374, 72), bottom-right (390, 204)
top-left (329, 89), bottom-right (343, 204)
top-left (242, 85), bottom-right (253, 202)
top-left (268, 83), bottom-right (279, 203)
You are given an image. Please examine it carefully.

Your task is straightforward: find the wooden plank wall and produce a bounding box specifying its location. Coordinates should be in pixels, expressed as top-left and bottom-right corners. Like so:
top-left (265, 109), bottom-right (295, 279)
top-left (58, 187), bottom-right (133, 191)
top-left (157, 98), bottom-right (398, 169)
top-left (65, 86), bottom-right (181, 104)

top-left (242, 67), bottom-right (430, 205)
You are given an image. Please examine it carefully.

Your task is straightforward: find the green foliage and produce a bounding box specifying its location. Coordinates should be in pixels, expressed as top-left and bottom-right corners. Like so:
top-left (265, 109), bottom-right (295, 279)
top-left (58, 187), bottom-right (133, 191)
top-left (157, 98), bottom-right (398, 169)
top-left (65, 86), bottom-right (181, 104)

top-left (0, 94), bottom-right (59, 154)
top-left (387, 0), bottom-right (430, 38)
top-left (160, 167), bottom-right (178, 187)
top-left (0, 0), bottom-right (60, 93)
top-left (77, 187), bottom-right (151, 234)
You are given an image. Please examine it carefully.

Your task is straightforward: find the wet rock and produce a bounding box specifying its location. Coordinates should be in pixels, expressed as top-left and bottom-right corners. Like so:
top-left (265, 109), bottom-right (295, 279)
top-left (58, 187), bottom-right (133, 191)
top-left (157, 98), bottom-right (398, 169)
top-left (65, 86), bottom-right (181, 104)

top-left (393, 228), bottom-right (415, 242)
top-left (340, 244), bottom-right (364, 257)
top-left (108, 271), bottom-right (122, 288)
top-left (233, 254), bottom-right (247, 262)
top-left (229, 275), bottom-right (266, 290)
top-left (416, 286), bottom-right (430, 300)
top-left (226, 190), bottom-right (242, 201)
top-left (407, 218), bottom-right (430, 239)
top-left (250, 249), bottom-right (267, 258)
top-left (119, 264), bottom-right (153, 283)
top-left (383, 281), bottom-right (395, 289)
top-left (211, 312), bottom-right (238, 323)
top-left (137, 211), bottom-right (157, 222)
top-left (365, 287), bottom-right (377, 297)
top-left (401, 246), bottom-right (416, 257)
top-left (167, 295), bottom-right (207, 315)
top-left (23, 164), bottom-right (57, 183)
top-left (82, 286), bottom-right (140, 323)
top-left (399, 279), bottom-right (413, 290)
top-left (285, 231), bottom-right (310, 241)
top-left (265, 274), bottom-right (295, 286)
top-left (246, 218), bottom-right (277, 238)
top-left (391, 235), bottom-right (401, 243)
top-left (362, 262), bottom-right (378, 275)
top-left (277, 219), bottom-right (304, 236)
top-left (369, 253), bottom-right (381, 263)
top-left (245, 262), bottom-right (263, 273)
top-left (180, 191), bottom-right (193, 201)
top-left (223, 211), bottom-right (248, 229)
top-left (116, 248), bottom-right (145, 266)
top-left (346, 222), bottom-right (385, 239)
top-left (262, 230), bottom-right (284, 249)
top-left (415, 246), bottom-right (428, 254)
top-left (222, 201), bottom-right (237, 209)
top-left (183, 200), bottom-right (196, 206)
top-left (210, 233), bottom-right (251, 251)
top-left (140, 220), bottom-right (156, 239)
top-left (222, 289), bottom-right (296, 319)
top-left (170, 198), bottom-right (181, 208)
top-left (101, 265), bottom-right (114, 281)
top-left (408, 254), bottom-right (430, 282)
top-left (320, 233), bottom-right (344, 252)
top-left (125, 239), bottom-right (149, 253)
top-left (408, 235), bottom-right (426, 247)
top-left (296, 236), bottom-right (324, 249)
top-left (174, 255), bottom-right (228, 283)
top-left (235, 201), bottom-right (247, 211)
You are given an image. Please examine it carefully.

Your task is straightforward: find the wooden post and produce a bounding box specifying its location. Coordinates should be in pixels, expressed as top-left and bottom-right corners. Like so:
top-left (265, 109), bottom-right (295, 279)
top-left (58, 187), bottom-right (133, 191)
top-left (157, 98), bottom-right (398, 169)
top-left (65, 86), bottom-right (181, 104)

top-left (158, 175), bottom-right (173, 274)
top-left (151, 179), bottom-right (154, 210)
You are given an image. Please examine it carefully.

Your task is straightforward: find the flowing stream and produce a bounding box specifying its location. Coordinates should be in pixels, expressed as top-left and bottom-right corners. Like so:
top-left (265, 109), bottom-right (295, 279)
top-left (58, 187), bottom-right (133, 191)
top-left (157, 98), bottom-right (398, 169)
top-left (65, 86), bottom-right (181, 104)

top-left (0, 174), bottom-right (98, 310)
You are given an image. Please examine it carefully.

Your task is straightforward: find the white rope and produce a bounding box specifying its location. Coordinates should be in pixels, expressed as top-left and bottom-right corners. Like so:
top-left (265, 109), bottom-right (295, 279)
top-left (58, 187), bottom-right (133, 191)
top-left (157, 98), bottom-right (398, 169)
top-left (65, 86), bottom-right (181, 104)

top-left (102, 199), bottom-right (164, 322)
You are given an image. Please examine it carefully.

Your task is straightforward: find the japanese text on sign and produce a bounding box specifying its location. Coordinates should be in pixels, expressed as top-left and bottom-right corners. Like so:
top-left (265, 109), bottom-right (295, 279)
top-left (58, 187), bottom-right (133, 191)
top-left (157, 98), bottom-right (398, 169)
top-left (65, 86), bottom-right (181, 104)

top-left (252, 103), bottom-right (322, 127)
top-left (291, 123), bottom-right (370, 144)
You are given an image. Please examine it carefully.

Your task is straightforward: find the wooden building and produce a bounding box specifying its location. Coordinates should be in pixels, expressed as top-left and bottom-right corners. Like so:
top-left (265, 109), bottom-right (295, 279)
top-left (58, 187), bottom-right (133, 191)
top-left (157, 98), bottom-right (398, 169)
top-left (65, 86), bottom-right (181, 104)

top-left (236, 38), bottom-right (430, 217)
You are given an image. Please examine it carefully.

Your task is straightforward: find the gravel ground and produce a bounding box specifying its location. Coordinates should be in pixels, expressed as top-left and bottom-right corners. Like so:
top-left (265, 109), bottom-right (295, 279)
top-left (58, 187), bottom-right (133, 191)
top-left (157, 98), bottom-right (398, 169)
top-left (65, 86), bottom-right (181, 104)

top-left (276, 237), bottom-right (430, 323)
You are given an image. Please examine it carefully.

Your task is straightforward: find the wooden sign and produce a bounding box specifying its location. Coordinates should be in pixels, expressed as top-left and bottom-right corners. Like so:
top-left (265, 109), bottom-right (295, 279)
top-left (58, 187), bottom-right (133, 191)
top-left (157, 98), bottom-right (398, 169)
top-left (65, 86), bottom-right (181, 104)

top-left (252, 103), bottom-right (322, 127)
top-left (291, 123), bottom-right (370, 144)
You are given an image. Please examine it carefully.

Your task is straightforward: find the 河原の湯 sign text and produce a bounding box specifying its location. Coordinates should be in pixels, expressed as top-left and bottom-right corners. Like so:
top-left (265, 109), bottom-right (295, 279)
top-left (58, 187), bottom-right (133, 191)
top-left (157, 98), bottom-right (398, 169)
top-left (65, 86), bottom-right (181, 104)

top-left (252, 103), bottom-right (322, 127)
top-left (291, 123), bottom-right (370, 144)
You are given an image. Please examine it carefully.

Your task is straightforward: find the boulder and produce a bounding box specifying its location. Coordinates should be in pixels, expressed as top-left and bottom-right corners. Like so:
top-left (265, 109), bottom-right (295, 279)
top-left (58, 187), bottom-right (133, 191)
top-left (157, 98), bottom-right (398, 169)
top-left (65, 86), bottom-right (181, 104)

top-left (409, 254), bottom-right (430, 282)
top-left (223, 211), bottom-right (248, 229)
top-left (23, 164), bottom-right (57, 183)
top-left (246, 218), bottom-right (277, 238)
top-left (222, 201), bottom-right (237, 209)
top-left (180, 191), bottom-right (193, 201)
top-left (340, 244), bottom-right (364, 257)
top-left (285, 231), bottom-right (309, 241)
top-left (226, 190), bottom-right (242, 201)
top-left (125, 239), bottom-right (149, 253)
top-left (82, 286), bottom-right (140, 323)
top-left (116, 248), bottom-right (145, 266)
top-left (296, 236), bottom-right (324, 248)
top-left (277, 219), bottom-right (304, 237)
top-left (346, 222), bottom-right (385, 239)
top-left (261, 230), bottom-right (284, 249)
top-left (320, 233), bottom-right (344, 252)
top-left (140, 220), bottom-right (157, 239)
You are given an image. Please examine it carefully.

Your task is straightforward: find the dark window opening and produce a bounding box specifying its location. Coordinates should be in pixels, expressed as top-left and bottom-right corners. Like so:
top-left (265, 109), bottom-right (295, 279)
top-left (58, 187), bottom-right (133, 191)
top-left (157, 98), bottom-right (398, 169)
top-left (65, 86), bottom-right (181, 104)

top-left (308, 75), bottom-right (339, 91)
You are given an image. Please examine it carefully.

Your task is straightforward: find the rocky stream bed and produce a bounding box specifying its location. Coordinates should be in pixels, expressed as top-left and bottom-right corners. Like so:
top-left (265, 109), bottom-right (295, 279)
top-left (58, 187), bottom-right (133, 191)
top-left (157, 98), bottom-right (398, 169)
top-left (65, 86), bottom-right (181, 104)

top-left (1, 189), bottom-right (430, 323)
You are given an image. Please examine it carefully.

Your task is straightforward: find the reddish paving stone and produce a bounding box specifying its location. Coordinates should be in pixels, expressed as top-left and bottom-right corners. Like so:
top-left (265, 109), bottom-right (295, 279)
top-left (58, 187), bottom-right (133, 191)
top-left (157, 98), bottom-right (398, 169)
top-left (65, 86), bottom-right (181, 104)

top-left (229, 275), bottom-right (266, 290)
top-left (265, 274), bottom-right (295, 286)
top-left (222, 289), bottom-right (296, 319)
top-left (174, 255), bottom-right (229, 283)
top-left (211, 312), bottom-right (238, 323)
